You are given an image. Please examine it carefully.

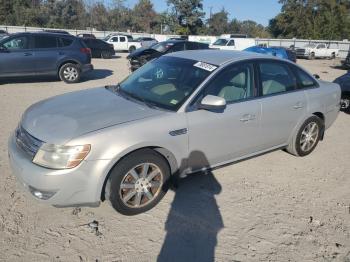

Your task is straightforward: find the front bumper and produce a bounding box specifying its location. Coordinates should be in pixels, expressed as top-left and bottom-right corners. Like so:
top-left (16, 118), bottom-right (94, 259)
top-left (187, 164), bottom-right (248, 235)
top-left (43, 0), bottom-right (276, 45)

top-left (81, 63), bottom-right (94, 73)
top-left (8, 134), bottom-right (110, 207)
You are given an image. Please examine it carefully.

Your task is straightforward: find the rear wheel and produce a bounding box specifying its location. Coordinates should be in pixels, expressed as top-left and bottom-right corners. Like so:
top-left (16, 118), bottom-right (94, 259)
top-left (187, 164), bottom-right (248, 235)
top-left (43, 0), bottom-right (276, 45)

top-left (286, 116), bottom-right (323, 157)
top-left (107, 149), bottom-right (170, 215)
top-left (59, 63), bottom-right (81, 83)
top-left (308, 52), bottom-right (315, 60)
top-left (341, 95), bottom-right (350, 113)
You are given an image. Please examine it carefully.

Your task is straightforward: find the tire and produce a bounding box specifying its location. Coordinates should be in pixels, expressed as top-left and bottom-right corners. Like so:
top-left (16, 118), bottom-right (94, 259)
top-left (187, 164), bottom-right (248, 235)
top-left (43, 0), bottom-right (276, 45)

top-left (129, 46), bottom-right (136, 53)
top-left (308, 52), bottom-right (315, 60)
top-left (341, 96), bottom-right (350, 113)
top-left (59, 63), bottom-right (81, 83)
top-left (101, 51), bottom-right (112, 59)
top-left (107, 149), bottom-right (170, 216)
top-left (331, 53), bottom-right (336, 59)
top-left (286, 116), bottom-right (323, 157)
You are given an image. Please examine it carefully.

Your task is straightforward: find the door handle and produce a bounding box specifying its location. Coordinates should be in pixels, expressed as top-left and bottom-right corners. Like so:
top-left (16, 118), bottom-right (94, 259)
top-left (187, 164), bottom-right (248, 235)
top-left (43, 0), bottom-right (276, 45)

top-left (293, 102), bottom-right (304, 109)
top-left (24, 52), bottom-right (33, 56)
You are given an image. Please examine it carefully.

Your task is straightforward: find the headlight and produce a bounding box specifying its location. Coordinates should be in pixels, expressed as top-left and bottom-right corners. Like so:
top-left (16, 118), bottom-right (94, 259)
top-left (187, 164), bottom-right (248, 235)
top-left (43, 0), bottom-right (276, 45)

top-left (33, 144), bottom-right (91, 169)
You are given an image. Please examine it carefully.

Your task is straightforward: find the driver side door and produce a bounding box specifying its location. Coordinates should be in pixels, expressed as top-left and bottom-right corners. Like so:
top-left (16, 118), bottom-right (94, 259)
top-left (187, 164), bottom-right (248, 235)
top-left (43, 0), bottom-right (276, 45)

top-left (186, 62), bottom-right (262, 171)
top-left (0, 35), bottom-right (36, 77)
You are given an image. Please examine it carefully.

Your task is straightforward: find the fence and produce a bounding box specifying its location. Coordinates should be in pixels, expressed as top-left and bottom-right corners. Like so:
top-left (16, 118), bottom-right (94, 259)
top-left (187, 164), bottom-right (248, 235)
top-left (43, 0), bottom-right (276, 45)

top-left (1, 25), bottom-right (349, 58)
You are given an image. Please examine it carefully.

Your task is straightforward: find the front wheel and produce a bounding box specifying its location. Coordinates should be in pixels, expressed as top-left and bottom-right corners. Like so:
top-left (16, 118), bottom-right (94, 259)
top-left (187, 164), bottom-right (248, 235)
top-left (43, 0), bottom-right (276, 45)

top-left (129, 46), bottom-right (136, 53)
top-left (286, 116), bottom-right (323, 157)
top-left (107, 149), bottom-right (170, 215)
top-left (59, 63), bottom-right (81, 83)
top-left (101, 51), bottom-right (112, 59)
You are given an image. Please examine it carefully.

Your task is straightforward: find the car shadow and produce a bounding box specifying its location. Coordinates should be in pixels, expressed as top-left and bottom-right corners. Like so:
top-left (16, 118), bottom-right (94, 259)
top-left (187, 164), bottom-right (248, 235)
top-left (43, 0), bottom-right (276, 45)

top-left (0, 69), bottom-right (113, 84)
top-left (81, 69), bottom-right (113, 81)
top-left (158, 151), bottom-right (224, 262)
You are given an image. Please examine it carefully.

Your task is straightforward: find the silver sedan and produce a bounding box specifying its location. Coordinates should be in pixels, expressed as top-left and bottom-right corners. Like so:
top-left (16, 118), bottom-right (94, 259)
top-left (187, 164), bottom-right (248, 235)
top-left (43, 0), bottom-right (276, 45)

top-left (8, 50), bottom-right (341, 215)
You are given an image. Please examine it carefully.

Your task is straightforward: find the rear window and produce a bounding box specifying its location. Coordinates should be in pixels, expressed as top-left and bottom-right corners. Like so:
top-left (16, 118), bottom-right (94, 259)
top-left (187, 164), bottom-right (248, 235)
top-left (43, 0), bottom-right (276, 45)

top-left (34, 35), bottom-right (57, 48)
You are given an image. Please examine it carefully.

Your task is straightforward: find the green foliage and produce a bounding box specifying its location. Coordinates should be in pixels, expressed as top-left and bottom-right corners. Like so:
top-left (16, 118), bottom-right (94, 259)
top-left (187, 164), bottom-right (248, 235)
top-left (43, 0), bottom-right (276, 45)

top-left (167, 0), bottom-right (205, 35)
top-left (269, 0), bottom-right (350, 40)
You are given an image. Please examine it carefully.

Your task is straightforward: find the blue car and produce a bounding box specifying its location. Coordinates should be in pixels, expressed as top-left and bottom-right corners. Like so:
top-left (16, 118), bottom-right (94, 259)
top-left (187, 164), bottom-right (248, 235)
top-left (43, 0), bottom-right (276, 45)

top-left (244, 46), bottom-right (297, 62)
top-left (0, 32), bottom-right (93, 83)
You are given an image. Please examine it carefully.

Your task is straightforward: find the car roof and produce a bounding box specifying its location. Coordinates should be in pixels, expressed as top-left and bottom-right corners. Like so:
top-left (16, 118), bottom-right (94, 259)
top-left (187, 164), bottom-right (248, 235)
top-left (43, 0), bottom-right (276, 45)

top-left (8, 31), bottom-right (75, 38)
top-left (165, 49), bottom-right (277, 66)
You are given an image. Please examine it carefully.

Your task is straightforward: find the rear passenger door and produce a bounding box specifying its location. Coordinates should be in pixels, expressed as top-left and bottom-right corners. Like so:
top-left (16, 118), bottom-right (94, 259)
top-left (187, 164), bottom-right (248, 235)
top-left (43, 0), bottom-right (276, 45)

top-left (33, 35), bottom-right (60, 75)
top-left (257, 61), bottom-right (307, 148)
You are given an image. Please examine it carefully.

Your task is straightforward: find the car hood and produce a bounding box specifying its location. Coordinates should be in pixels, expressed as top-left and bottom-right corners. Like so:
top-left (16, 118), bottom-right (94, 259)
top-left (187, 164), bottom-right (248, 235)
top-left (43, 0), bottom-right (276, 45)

top-left (21, 87), bottom-right (163, 144)
top-left (127, 48), bottom-right (159, 59)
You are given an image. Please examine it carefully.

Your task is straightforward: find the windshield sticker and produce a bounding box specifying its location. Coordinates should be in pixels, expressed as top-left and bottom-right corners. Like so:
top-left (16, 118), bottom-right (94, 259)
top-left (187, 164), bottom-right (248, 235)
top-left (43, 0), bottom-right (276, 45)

top-left (194, 61), bottom-right (217, 72)
top-left (170, 99), bottom-right (178, 105)
top-left (155, 68), bottom-right (164, 79)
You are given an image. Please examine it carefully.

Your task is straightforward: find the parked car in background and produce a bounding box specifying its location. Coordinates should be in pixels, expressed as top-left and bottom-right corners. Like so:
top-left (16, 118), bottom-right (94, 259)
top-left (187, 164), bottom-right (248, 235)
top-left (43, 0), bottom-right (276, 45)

top-left (244, 46), bottom-right (297, 62)
top-left (127, 40), bottom-right (209, 71)
top-left (209, 37), bottom-right (255, 51)
top-left (77, 33), bottom-right (96, 39)
top-left (83, 38), bottom-right (114, 59)
top-left (43, 29), bottom-right (70, 35)
top-left (341, 51), bottom-right (350, 69)
top-left (135, 37), bottom-right (158, 48)
top-left (333, 73), bottom-right (350, 112)
top-left (295, 43), bottom-right (339, 59)
top-left (8, 50), bottom-right (341, 215)
top-left (104, 34), bottom-right (141, 52)
top-left (0, 32), bottom-right (93, 83)
top-left (0, 29), bottom-right (8, 38)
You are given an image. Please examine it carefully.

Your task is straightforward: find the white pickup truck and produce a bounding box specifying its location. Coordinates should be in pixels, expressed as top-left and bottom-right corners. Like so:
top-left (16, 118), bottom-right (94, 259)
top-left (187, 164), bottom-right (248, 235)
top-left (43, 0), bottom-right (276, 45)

top-left (295, 43), bottom-right (339, 59)
top-left (104, 34), bottom-right (141, 53)
top-left (209, 37), bottom-right (255, 51)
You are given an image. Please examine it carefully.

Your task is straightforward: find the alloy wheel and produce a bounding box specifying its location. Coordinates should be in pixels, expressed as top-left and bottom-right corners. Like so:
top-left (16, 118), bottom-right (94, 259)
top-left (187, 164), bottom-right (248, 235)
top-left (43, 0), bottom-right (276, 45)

top-left (300, 122), bottom-right (319, 152)
top-left (119, 163), bottom-right (163, 208)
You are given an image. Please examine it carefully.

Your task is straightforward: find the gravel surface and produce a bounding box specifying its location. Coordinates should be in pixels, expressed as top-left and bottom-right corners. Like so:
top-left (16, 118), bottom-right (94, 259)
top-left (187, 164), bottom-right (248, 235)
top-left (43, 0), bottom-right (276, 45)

top-left (0, 55), bottom-right (349, 262)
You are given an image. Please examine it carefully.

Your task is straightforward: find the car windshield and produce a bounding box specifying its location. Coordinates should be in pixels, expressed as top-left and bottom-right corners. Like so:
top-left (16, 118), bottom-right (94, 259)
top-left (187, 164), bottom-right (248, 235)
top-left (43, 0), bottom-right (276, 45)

top-left (213, 39), bottom-right (228, 46)
top-left (151, 42), bottom-right (174, 53)
top-left (117, 56), bottom-right (214, 111)
top-left (305, 44), bottom-right (316, 48)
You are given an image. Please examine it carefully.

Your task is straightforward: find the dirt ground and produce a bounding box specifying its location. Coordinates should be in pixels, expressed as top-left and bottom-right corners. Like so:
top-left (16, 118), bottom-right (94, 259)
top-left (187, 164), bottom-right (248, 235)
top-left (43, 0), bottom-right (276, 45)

top-left (0, 54), bottom-right (349, 262)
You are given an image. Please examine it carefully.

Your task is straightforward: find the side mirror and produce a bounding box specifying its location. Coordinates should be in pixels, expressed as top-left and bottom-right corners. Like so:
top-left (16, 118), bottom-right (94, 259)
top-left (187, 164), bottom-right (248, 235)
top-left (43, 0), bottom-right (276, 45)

top-left (198, 95), bottom-right (226, 112)
top-left (313, 74), bottom-right (320, 79)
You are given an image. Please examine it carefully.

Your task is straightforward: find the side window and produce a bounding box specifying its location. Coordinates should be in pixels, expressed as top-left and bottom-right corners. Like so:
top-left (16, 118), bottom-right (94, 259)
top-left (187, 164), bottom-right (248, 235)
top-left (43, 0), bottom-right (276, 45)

top-left (204, 63), bottom-right (255, 103)
top-left (2, 36), bottom-right (29, 50)
top-left (119, 37), bottom-right (126, 42)
top-left (227, 40), bottom-right (235, 46)
top-left (259, 62), bottom-right (296, 96)
top-left (59, 37), bottom-right (73, 47)
top-left (317, 44), bottom-right (325, 49)
top-left (111, 37), bottom-right (118, 42)
top-left (295, 68), bottom-right (317, 88)
top-left (34, 35), bottom-right (57, 49)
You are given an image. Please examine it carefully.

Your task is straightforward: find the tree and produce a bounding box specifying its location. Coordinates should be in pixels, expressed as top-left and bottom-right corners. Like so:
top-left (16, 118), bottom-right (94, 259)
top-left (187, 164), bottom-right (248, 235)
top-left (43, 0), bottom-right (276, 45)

top-left (269, 0), bottom-right (350, 40)
top-left (132, 0), bottom-right (157, 32)
top-left (167, 0), bottom-right (205, 35)
top-left (207, 8), bottom-right (229, 35)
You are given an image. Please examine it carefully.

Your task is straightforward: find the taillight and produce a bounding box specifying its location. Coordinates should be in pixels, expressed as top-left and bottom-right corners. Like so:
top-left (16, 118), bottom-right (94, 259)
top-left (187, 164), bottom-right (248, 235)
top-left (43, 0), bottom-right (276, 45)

top-left (80, 48), bottom-right (91, 55)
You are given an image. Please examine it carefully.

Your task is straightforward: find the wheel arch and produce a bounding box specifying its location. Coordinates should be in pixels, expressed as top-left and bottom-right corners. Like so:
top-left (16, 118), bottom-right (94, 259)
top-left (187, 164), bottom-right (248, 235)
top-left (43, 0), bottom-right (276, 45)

top-left (99, 146), bottom-right (179, 201)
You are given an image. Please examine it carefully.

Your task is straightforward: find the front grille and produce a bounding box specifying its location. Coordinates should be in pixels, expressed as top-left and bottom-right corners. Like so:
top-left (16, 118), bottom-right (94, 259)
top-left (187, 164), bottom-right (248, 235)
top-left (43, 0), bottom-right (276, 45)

top-left (296, 48), bottom-right (306, 56)
top-left (15, 126), bottom-right (43, 158)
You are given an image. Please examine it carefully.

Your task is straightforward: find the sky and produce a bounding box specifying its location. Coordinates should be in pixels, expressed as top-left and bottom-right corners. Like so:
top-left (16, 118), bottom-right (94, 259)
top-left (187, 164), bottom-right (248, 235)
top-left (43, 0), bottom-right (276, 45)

top-left (122, 0), bottom-right (282, 26)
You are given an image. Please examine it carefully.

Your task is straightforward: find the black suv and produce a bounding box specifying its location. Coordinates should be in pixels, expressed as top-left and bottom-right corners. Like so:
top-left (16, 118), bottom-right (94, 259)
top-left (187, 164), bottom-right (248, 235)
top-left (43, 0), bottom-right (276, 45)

top-left (127, 40), bottom-right (209, 71)
top-left (0, 32), bottom-right (93, 83)
top-left (82, 38), bottom-right (115, 59)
